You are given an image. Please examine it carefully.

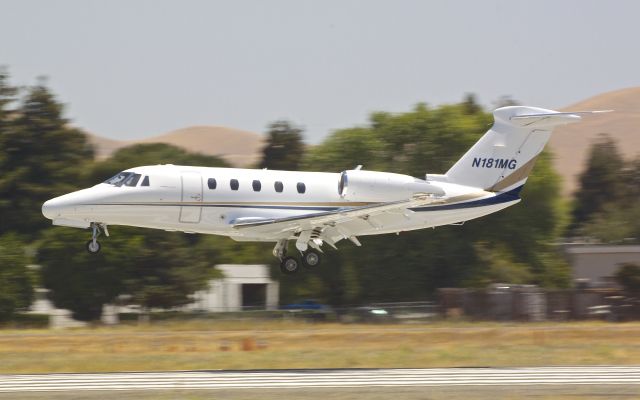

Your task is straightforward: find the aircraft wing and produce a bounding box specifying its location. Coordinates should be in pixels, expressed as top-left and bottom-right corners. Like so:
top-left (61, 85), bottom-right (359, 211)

top-left (230, 194), bottom-right (443, 241)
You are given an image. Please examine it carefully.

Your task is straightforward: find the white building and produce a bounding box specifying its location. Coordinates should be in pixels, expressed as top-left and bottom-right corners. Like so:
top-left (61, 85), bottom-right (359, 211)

top-left (564, 244), bottom-right (640, 287)
top-left (188, 264), bottom-right (279, 312)
top-left (29, 287), bottom-right (89, 328)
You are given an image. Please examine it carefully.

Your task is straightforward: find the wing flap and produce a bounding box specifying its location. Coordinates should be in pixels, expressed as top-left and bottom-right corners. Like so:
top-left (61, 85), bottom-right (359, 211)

top-left (231, 194), bottom-right (443, 236)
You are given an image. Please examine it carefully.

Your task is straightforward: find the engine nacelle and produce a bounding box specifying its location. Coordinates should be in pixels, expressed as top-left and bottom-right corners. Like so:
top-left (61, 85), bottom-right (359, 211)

top-left (338, 170), bottom-right (445, 202)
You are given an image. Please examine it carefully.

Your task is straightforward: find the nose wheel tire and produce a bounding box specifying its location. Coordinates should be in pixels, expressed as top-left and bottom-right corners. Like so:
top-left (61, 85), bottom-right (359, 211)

top-left (302, 249), bottom-right (322, 268)
top-left (86, 240), bottom-right (101, 254)
top-left (280, 256), bottom-right (300, 274)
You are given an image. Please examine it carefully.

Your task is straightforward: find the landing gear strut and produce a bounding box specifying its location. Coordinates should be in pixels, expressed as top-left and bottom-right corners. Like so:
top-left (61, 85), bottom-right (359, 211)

top-left (86, 223), bottom-right (108, 254)
top-left (274, 240), bottom-right (300, 274)
top-left (273, 239), bottom-right (288, 260)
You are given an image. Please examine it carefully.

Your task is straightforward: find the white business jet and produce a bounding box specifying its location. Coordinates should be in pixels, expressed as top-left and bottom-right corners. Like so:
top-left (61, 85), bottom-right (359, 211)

top-left (42, 106), bottom-right (604, 274)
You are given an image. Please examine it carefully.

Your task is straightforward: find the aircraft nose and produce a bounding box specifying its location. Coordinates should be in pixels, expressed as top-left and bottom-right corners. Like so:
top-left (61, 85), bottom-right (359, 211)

top-left (42, 188), bottom-right (99, 221)
top-left (42, 197), bottom-right (65, 220)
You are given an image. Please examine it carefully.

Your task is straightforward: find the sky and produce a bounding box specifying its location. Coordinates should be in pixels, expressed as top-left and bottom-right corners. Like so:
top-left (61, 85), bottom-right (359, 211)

top-left (1, 0), bottom-right (639, 143)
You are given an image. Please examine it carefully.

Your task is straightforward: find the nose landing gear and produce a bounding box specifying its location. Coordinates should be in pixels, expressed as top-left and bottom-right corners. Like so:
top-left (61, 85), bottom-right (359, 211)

top-left (86, 239), bottom-right (101, 253)
top-left (86, 223), bottom-right (108, 254)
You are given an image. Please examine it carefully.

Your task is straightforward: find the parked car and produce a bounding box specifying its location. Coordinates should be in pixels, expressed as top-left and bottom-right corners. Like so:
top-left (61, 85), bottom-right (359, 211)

top-left (280, 300), bottom-right (332, 321)
top-left (280, 299), bottom-right (328, 311)
top-left (341, 306), bottom-right (393, 323)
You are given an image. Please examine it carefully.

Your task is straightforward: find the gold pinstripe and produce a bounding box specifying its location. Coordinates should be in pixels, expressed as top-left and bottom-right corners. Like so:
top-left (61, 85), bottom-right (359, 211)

top-left (488, 155), bottom-right (540, 192)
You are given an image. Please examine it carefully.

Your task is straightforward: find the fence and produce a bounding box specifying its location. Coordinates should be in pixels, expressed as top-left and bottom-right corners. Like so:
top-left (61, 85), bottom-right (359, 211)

top-left (437, 286), bottom-right (639, 321)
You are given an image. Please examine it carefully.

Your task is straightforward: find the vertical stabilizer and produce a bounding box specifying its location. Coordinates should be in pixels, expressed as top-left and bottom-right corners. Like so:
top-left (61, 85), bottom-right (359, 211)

top-left (444, 106), bottom-right (589, 192)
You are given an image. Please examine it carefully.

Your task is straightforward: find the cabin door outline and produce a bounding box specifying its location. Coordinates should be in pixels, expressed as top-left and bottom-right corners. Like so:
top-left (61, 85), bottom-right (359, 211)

top-left (179, 172), bottom-right (203, 223)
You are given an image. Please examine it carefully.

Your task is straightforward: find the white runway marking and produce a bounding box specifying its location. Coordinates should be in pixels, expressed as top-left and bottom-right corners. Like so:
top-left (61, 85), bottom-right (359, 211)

top-left (1, 367), bottom-right (640, 392)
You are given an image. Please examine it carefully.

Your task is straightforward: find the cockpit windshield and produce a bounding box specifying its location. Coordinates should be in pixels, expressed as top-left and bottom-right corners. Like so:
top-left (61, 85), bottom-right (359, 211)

top-left (104, 172), bottom-right (133, 186)
top-left (123, 173), bottom-right (141, 187)
top-left (104, 172), bottom-right (144, 187)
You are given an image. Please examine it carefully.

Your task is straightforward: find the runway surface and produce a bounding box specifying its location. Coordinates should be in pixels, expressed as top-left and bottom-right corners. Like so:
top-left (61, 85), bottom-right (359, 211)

top-left (1, 366), bottom-right (640, 392)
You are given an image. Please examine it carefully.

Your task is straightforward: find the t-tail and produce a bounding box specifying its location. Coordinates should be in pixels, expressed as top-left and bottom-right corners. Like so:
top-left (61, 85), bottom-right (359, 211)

top-left (439, 106), bottom-right (610, 193)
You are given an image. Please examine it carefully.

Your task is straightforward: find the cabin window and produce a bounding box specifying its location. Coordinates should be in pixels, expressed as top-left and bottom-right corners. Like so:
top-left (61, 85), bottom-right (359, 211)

top-left (123, 173), bottom-right (141, 187)
top-left (297, 182), bottom-right (306, 194)
top-left (230, 179), bottom-right (239, 191)
top-left (274, 181), bottom-right (284, 193)
top-left (141, 176), bottom-right (150, 187)
top-left (208, 178), bottom-right (217, 189)
top-left (252, 180), bottom-right (261, 192)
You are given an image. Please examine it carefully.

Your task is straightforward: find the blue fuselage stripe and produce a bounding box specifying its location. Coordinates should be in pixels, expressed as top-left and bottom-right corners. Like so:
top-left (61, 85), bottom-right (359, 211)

top-left (410, 185), bottom-right (523, 212)
top-left (83, 203), bottom-right (342, 211)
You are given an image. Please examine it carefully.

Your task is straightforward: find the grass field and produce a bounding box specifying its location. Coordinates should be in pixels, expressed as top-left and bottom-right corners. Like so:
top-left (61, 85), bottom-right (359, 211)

top-left (2, 320), bottom-right (640, 373)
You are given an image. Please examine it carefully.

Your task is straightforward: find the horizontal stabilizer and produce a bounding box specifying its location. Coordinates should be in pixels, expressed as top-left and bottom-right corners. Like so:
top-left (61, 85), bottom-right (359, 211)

top-left (508, 110), bottom-right (612, 127)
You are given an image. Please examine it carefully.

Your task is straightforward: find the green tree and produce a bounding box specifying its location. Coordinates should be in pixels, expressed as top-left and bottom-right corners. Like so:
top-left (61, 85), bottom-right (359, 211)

top-left (622, 157), bottom-right (640, 202)
top-left (38, 227), bottom-right (131, 320)
top-left (570, 134), bottom-right (625, 234)
top-left (462, 93), bottom-right (482, 114)
top-left (0, 79), bottom-right (94, 237)
top-left (303, 102), bottom-right (490, 177)
top-left (580, 203), bottom-right (640, 243)
top-left (259, 121), bottom-right (305, 171)
top-left (39, 226), bottom-right (217, 320)
top-left (122, 229), bottom-right (215, 310)
top-left (471, 150), bottom-right (570, 287)
top-left (579, 156), bottom-right (640, 243)
top-left (469, 242), bottom-right (533, 286)
top-left (615, 263), bottom-right (640, 296)
top-left (0, 234), bottom-right (34, 321)
top-left (0, 67), bottom-right (18, 130)
top-left (302, 127), bottom-right (385, 173)
top-left (493, 95), bottom-right (520, 108)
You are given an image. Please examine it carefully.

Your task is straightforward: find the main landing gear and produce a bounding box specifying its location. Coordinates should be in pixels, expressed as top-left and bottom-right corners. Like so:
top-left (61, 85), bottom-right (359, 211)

top-left (274, 239), bottom-right (322, 275)
top-left (301, 249), bottom-right (321, 268)
top-left (86, 222), bottom-right (109, 254)
top-left (280, 256), bottom-right (300, 274)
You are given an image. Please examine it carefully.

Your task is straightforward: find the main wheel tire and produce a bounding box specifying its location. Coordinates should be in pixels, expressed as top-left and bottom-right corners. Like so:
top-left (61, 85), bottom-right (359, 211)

top-left (280, 256), bottom-right (300, 274)
top-left (86, 240), bottom-right (101, 254)
top-left (302, 249), bottom-right (322, 268)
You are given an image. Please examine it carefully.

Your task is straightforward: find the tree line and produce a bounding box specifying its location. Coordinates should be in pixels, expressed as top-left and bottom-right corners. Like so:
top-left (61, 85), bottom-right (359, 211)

top-left (571, 134), bottom-right (640, 242)
top-left (1, 68), bottom-right (635, 322)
